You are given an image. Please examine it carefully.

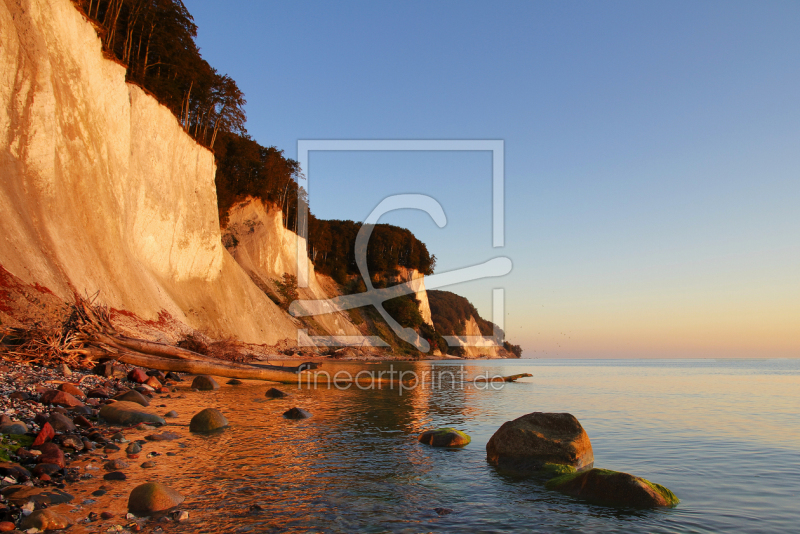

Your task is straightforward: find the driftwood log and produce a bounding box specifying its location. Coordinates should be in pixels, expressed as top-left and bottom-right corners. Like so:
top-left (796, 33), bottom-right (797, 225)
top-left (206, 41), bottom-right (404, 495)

top-left (473, 373), bottom-right (533, 383)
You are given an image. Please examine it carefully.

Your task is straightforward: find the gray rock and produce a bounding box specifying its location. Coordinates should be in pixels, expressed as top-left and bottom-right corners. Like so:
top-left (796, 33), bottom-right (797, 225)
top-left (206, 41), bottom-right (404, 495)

top-left (164, 410), bottom-right (178, 418)
top-left (1, 485), bottom-right (74, 505)
top-left (99, 401), bottom-right (166, 426)
top-left (0, 422), bottom-right (28, 435)
top-left (126, 442), bottom-right (142, 454)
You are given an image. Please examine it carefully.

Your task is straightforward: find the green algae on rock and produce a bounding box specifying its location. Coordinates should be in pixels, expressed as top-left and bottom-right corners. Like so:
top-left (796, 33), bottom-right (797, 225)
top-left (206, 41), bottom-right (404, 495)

top-left (418, 428), bottom-right (471, 447)
top-left (546, 468), bottom-right (679, 508)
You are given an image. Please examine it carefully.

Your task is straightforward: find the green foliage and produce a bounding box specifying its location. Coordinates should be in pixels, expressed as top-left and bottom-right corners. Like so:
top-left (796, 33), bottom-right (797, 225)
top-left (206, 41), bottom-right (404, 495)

top-left (503, 340), bottom-right (523, 358)
top-left (308, 220), bottom-right (436, 279)
top-left (273, 274), bottom-right (299, 310)
top-left (427, 290), bottom-right (501, 337)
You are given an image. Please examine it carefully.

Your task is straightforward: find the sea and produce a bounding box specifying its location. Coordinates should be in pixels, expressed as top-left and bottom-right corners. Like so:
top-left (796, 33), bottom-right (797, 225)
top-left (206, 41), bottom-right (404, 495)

top-left (70, 358), bottom-right (800, 533)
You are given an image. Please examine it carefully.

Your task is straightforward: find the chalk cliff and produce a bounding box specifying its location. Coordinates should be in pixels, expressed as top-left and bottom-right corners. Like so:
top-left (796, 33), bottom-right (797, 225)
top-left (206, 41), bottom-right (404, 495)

top-left (223, 199), bottom-right (360, 338)
top-left (0, 0), bottom-right (297, 343)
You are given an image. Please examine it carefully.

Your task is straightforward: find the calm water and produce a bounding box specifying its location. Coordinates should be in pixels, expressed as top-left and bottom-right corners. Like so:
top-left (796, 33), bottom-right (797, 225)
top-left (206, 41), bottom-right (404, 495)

top-left (67, 359), bottom-right (800, 532)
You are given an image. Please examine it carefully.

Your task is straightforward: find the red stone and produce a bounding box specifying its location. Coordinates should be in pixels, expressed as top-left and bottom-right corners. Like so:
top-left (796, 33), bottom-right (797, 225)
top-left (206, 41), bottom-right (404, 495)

top-left (40, 390), bottom-right (84, 408)
top-left (127, 454), bottom-right (139, 459)
top-left (38, 473), bottom-right (51, 482)
top-left (58, 383), bottom-right (86, 399)
top-left (73, 415), bottom-right (93, 428)
top-left (35, 442), bottom-right (66, 468)
top-left (32, 422), bottom-right (55, 446)
top-left (0, 521), bottom-right (16, 532)
top-left (128, 368), bottom-right (149, 384)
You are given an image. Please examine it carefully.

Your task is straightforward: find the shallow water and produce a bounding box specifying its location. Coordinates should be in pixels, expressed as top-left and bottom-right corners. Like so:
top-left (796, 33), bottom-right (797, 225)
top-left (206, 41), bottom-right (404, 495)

top-left (65, 359), bottom-right (800, 532)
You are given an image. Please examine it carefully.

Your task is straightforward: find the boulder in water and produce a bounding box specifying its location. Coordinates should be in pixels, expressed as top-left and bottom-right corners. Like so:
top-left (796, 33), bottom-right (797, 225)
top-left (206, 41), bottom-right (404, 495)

top-left (128, 482), bottom-right (185, 513)
top-left (189, 408), bottom-right (228, 432)
top-left (283, 407), bottom-right (312, 419)
top-left (100, 401), bottom-right (166, 426)
top-left (418, 428), bottom-right (471, 447)
top-left (265, 387), bottom-right (288, 398)
top-left (486, 412), bottom-right (593, 476)
top-left (546, 468), bottom-right (679, 508)
top-left (191, 375), bottom-right (220, 391)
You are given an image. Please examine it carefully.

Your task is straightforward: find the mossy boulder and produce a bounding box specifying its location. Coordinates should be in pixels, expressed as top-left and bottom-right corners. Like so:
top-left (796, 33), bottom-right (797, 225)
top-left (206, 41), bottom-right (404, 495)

top-left (546, 468), bottom-right (679, 508)
top-left (189, 408), bottom-right (228, 432)
top-left (486, 412), bottom-right (593, 476)
top-left (128, 482), bottom-right (185, 513)
top-left (418, 428), bottom-right (471, 447)
top-left (100, 401), bottom-right (165, 426)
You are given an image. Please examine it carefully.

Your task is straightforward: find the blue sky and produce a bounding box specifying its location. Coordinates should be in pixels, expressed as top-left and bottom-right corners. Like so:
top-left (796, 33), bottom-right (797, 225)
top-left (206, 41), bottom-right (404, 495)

top-left (185, 0), bottom-right (800, 357)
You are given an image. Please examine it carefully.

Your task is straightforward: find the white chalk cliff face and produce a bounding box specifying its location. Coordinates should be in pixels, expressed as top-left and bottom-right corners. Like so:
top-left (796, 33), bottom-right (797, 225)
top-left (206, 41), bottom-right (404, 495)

top-left (390, 267), bottom-right (433, 327)
top-left (449, 316), bottom-right (500, 359)
top-left (0, 0), bottom-right (297, 343)
top-left (223, 199), bottom-right (360, 338)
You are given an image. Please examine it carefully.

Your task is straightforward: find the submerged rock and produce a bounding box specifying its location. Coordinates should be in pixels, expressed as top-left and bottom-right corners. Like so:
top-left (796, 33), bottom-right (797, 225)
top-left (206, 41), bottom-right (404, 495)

top-left (265, 387), bottom-right (288, 398)
top-left (1, 485), bottom-right (74, 505)
top-left (546, 468), bottom-right (679, 508)
top-left (128, 482), bottom-right (185, 513)
top-left (191, 375), bottom-right (220, 391)
top-left (486, 412), bottom-right (593, 476)
top-left (418, 428), bottom-right (471, 447)
top-left (283, 407), bottom-right (312, 419)
top-left (100, 401), bottom-right (166, 426)
top-left (189, 408), bottom-right (228, 432)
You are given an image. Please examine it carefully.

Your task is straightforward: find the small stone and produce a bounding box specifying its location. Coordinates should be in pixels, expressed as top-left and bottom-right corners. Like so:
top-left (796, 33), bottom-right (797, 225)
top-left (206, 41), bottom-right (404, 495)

top-left (163, 411), bottom-right (178, 418)
top-left (140, 461), bottom-right (156, 468)
top-left (103, 471), bottom-right (127, 481)
top-left (113, 390), bottom-right (150, 407)
top-left (35, 443), bottom-right (65, 468)
top-left (100, 511), bottom-right (114, 520)
top-left (47, 413), bottom-right (76, 433)
top-left (144, 377), bottom-right (162, 389)
top-left (418, 428), bottom-right (471, 447)
top-left (283, 407), bottom-right (312, 419)
top-left (104, 459), bottom-right (129, 471)
top-left (128, 368), bottom-right (149, 384)
top-left (191, 375), bottom-right (219, 391)
top-left (104, 444), bottom-right (121, 453)
top-left (40, 389), bottom-right (84, 408)
top-left (128, 482), bottom-right (184, 513)
top-left (58, 363), bottom-right (72, 377)
top-left (57, 383), bottom-right (85, 399)
top-left (0, 521), bottom-right (15, 532)
top-left (265, 388), bottom-right (288, 398)
top-left (174, 510), bottom-right (189, 522)
top-left (99, 402), bottom-right (165, 426)
top-left (73, 415), bottom-right (93, 428)
top-left (189, 408), bottom-right (228, 432)
top-left (60, 435), bottom-right (84, 451)
top-left (165, 372), bottom-right (182, 381)
top-left (226, 379), bottom-right (243, 385)
top-left (0, 421), bottom-right (28, 434)
top-left (93, 489), bottom-right (107, 496)
top-left (126, 442), bottom-right (142, 454)
top-left (87, 388), bottom-right (111, 399)
top-left (9, 391), bottom-right (30, 401)
top-left (145, 432), bottom-right (180, 441)
top-left (20, 509), bottom-right (71, 531)
top-left (433, 507), bottom-right (454, 516)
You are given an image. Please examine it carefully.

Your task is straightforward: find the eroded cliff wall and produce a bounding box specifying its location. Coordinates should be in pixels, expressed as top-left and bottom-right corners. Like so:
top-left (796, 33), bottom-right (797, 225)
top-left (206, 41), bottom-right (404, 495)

top-left (0, 0), bottom-right (297, 343)
top-left (223, 199), bottom-right (360, 338)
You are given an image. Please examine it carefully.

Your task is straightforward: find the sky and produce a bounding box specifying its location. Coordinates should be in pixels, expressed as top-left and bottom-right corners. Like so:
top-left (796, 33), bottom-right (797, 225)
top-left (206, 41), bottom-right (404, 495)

top-left (184, 0), bottom-right (800, 358)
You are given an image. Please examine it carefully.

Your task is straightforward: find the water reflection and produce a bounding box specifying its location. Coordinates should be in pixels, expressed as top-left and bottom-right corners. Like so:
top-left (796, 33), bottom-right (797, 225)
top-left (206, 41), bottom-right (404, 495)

top-left (57, 359), bottom-right (800, 533)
